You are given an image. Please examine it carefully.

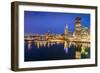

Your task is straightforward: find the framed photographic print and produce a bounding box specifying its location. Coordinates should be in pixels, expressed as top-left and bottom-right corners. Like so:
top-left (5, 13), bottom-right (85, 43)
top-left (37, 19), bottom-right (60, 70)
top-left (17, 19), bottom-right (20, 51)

top-left (11, 1), bottom-right (97, 71)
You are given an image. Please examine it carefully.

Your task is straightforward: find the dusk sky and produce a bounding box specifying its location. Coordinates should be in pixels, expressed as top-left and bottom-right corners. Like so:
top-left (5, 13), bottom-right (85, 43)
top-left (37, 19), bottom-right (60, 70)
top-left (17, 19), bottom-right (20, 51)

top-left (24, 11), bottom-right (90, 35)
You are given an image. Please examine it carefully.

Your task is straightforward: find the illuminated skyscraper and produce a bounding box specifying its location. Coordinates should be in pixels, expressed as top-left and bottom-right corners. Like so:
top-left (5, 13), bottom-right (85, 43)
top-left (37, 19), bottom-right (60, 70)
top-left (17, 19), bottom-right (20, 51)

top-left (74, 17), bottom-right (82, 37)
top-left (64, 24), bottom-right (68, 39)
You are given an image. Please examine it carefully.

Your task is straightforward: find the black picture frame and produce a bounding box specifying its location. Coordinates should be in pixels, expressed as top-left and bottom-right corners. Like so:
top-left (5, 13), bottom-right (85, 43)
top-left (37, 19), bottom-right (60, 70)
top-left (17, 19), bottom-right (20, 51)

top-left (11, 1), bottom-right (98, 71)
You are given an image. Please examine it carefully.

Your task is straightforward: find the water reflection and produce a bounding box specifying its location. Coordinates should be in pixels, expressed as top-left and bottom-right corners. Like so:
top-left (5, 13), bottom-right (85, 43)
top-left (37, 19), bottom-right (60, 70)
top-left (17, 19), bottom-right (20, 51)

top-left (27, 41), bottom-right (32, 49)
top-left (25, 40), bottom-right (90, 61)
top-left (27, 41), bottom-right (65, 49)
top-left (64, 48), bottom-right (68, 54)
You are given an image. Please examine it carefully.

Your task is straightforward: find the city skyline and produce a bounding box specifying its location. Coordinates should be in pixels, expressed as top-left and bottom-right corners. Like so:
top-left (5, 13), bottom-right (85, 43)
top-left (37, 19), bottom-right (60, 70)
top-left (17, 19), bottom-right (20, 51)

top-left (24, 11), bottom-right (90, 35)
top-left (24, 11), bottom-right (90, 61)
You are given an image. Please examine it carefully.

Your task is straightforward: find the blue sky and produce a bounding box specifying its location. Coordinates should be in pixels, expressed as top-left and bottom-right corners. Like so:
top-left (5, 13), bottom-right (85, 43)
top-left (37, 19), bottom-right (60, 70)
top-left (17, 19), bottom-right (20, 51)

top-left (24, 11), bottom-right (90, 34)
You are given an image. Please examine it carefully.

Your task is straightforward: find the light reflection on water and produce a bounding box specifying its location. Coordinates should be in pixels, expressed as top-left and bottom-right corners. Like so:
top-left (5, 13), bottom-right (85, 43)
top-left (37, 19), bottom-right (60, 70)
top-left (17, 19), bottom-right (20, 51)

top-left (64, 48), bottom-right (68, 54)
top-left (24, 41), bottom-right (90, 61)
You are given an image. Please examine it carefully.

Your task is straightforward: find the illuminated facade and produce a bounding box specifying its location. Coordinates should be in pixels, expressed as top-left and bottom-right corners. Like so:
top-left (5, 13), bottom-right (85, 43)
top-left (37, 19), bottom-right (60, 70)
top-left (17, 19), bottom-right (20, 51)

top-left (74, 17), bottom-right (82, 37)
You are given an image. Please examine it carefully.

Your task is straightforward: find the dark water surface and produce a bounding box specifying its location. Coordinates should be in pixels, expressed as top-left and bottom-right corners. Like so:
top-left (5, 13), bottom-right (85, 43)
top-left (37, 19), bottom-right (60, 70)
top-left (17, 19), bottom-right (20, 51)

top-left (24, 42), bottom-right (90, 62)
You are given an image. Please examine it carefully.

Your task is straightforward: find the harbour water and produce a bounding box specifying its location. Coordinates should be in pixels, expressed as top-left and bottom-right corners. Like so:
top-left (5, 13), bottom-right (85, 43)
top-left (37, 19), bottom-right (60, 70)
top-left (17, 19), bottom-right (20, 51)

top-left (24, 41), bottom-right (90, 62)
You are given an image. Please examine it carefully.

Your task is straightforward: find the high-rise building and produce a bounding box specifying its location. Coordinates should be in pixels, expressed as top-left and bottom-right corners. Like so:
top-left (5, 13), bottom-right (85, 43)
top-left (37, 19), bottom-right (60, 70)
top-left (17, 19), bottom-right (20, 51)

top-left (74, 17), bottom-right (82, 37)
top-left (81, 27), bottom-right (90, 40)
top-left (64, 24), bottom-right (68, 39)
